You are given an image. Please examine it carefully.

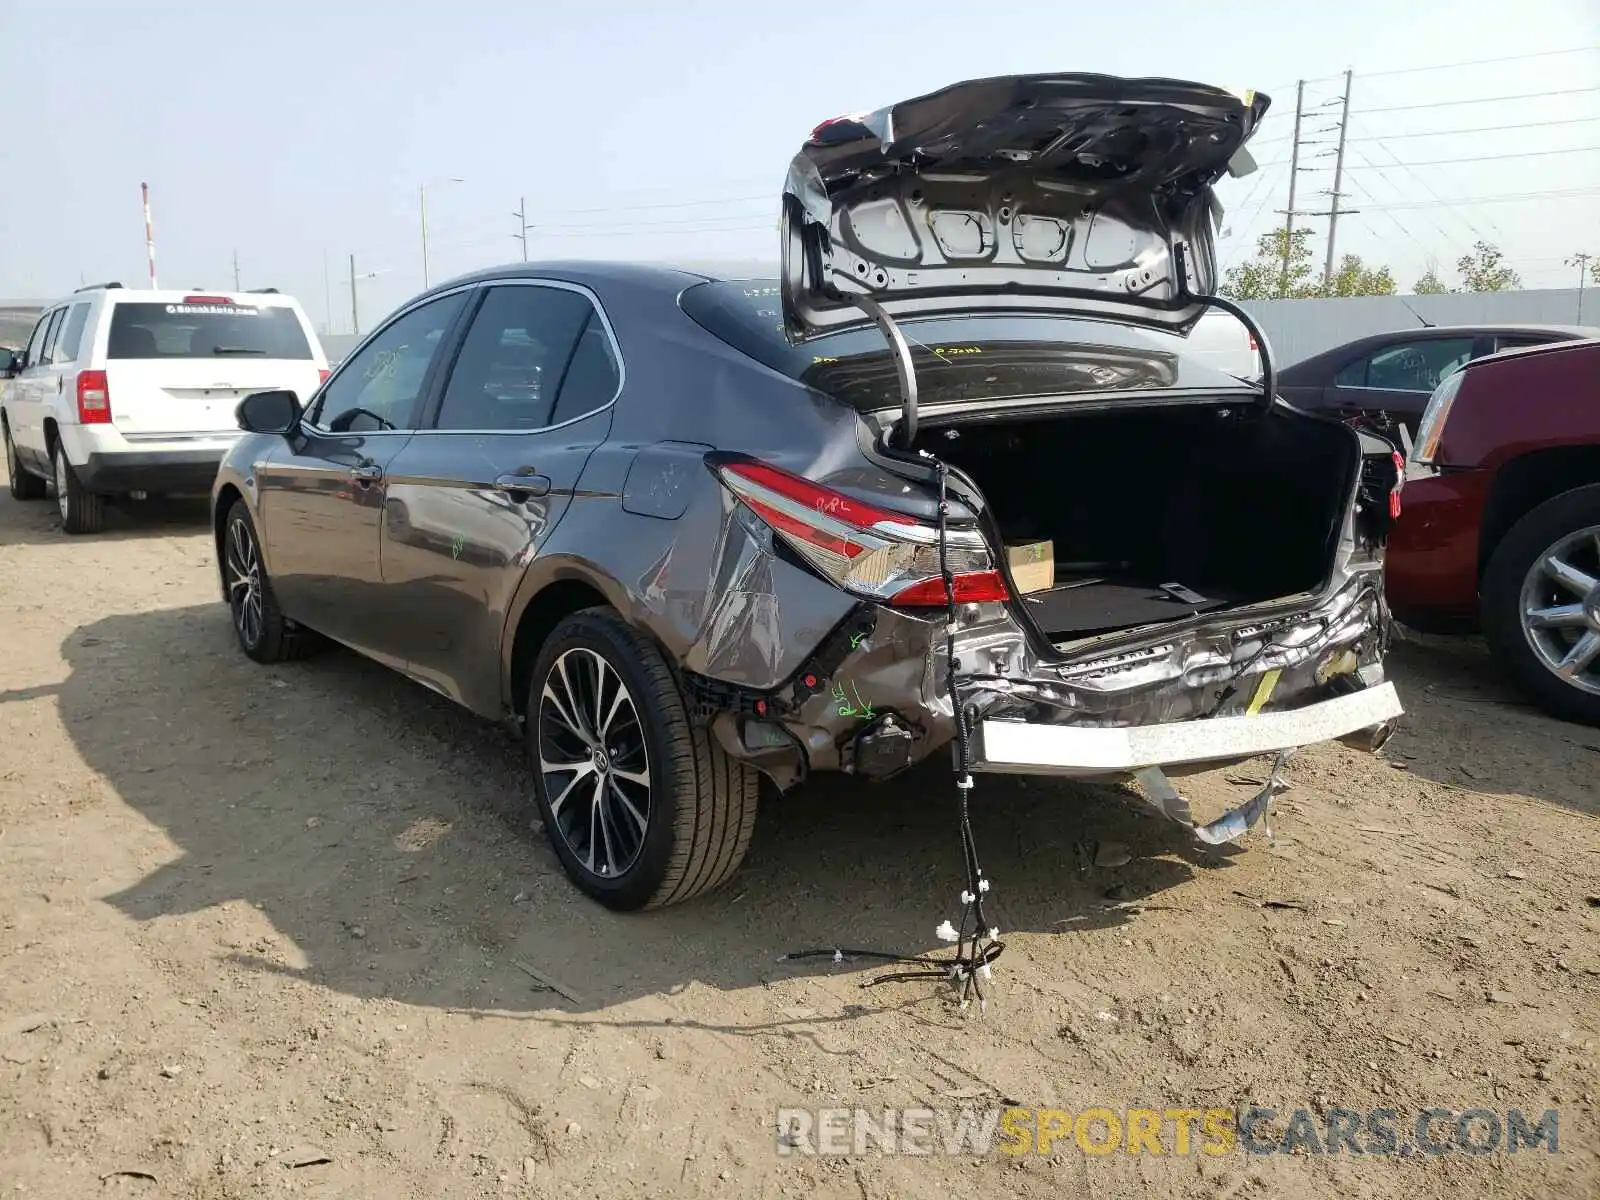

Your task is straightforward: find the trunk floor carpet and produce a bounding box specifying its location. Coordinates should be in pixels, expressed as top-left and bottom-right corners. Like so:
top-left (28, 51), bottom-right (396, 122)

top-left (1020, 576), bottom-right (1237, 639)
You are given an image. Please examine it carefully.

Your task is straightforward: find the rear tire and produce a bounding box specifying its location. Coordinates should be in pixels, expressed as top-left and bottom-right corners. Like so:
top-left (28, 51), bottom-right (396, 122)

top-left (223, 500), bottom-right (320, 664)
top-left (52, 441), bottom-right (103, 534)
top-left (4, 421), bottom-right (46, 500)
top-left (527, 609), bottom-right (759, 911)
top-left (1480, 484), bottom-right (1600, 727)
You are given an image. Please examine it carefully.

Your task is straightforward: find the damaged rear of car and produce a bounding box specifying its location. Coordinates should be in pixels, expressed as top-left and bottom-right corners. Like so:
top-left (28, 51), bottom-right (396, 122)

top-left (681, 72), bottom-right (1404, 848)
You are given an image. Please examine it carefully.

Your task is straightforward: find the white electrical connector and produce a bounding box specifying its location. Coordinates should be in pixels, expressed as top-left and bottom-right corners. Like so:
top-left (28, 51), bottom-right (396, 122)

top-left (977, 963), bottom-right (993, 982)
top-left (956, 775), bottom-right (973, 791)
top-left (832, 949), bottom-right (844, 964)
top-left (935, 920), bottom-right (959, 942)
top-left (977, 878), bottom-right (990, 894)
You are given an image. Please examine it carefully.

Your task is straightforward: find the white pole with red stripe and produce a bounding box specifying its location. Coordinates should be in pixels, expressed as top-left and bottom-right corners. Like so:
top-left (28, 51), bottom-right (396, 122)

top-left (142, 182), bottom-right (158, 289)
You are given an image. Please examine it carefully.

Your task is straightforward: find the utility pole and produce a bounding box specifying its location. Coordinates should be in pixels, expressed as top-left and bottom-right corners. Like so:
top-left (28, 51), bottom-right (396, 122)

top-left (322, 250), bottom-right (333, 335)
top-left (513, 196), bottom-right (531, 262)
top-left (1569, 252), bottom-right (1594, 323)
top-left (349, 253), bottom-right (359, 337)
top-left (419, 185), bottom-right (430, 288)
top-left (1276, 80), bottom-right (1306, 295)
top-left (141, 182), bottom-right (158, 289)
top-left (1323, 69), bottom-right (1353, 286)
top-left (232, 249), bottom-right (241, 291)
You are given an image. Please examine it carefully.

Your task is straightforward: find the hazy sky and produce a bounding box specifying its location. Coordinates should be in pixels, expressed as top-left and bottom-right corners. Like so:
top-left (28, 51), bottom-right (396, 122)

top-left (1, 0), bottom-right (1596, 331)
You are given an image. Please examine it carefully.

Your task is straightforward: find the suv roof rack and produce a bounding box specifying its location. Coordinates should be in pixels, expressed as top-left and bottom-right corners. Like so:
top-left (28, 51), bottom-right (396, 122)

top-left (74, 281), bottom-right (124, 293)
top-left (246, 287), bottom-right (279, 294)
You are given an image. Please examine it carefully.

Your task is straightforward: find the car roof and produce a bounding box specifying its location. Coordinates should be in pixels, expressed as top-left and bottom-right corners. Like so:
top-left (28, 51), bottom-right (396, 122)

top-left (1459, 334), bottom-right (1600, 372)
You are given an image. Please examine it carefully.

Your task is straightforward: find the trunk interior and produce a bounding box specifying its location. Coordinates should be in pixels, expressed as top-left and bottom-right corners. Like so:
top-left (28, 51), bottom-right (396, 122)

top-left (911, 402), bottom-right (1361, 644)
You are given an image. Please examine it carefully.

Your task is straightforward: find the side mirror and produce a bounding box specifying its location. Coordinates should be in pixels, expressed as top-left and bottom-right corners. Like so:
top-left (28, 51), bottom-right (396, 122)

top-left (236, 389), bottom-right (302, 435)
top-left (2, 351), bottom-right (23, 379)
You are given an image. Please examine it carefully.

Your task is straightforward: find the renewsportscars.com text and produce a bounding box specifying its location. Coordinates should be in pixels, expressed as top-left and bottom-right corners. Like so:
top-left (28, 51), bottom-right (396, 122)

top-left (775, 1105), bottom-right (1560, 1158)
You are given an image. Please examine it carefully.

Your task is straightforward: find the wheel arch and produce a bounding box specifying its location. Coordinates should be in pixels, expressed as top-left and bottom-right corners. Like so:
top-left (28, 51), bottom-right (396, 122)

top-left (1477, 444), bottom-right (1600, 580)
top-left (503, 562), bottom-right (633, 720)
top-left (213, 482), bottom-right (246, 603)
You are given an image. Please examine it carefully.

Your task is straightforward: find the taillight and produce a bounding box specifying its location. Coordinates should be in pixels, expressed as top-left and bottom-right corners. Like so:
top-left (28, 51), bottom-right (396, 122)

top-left (183, 294), bottom-right (233, 305)
top-left (711, 457), bottom-right (1007, 608)
top-left (76, 371), bottom-right (111, 424)
top-left (1388, 450), bottom-right (1405, 520)
top-left (318, 369), bottom-right (330, 384)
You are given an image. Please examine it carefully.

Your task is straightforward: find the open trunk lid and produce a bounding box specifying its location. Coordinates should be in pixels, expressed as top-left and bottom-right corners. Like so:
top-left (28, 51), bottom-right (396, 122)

top-left (779, 73), bottom-right (1270, 345)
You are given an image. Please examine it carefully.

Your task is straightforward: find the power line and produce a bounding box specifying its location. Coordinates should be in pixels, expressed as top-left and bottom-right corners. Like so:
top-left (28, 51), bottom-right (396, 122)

top-left (1354, 86), bottom-right (1600, 114)
top-left (1351, 186), bottom-right (1599, 212)
top-left (1349, 115), bottom-right (1600, 140)
top-left (1257, 144), bottom-right (1600, 169)
top-left (1357, 44), bottom-right (1600, 79)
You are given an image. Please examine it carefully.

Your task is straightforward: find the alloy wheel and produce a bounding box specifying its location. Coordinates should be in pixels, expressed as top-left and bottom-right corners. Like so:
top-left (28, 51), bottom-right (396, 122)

top-left (537, 647), bottom-right (652, 878)
top-left (226, 516), bottom-right (265, 648)
top-left (1519, 523), bottom-right (1600, 698)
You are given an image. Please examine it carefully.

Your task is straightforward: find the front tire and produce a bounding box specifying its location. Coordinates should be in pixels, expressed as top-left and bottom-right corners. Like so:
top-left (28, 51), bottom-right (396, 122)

top-left (1481, 484), bottom-right (1600, 726)
top-left (223, 500), bottom-right (319, 664)
top-left (5, 421), bottom-right (46, 500)
top-left (528, 609), bottom-right (759, 911)
top-left (52, 442), bottom-right (103, 533)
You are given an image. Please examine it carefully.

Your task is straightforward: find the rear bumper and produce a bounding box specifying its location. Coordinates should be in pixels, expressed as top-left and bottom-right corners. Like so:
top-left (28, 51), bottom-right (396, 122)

top-left (1385, 468), bottom-right (1490, 626)
top-left (970, 681), bottom-right (1403, 776)
top-left (75, 450), bottom-right (225, 495)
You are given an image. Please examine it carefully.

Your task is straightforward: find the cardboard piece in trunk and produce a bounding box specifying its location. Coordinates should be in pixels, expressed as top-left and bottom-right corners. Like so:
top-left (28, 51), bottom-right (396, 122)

top-left (1006, 539), bottom-right (1054, 594)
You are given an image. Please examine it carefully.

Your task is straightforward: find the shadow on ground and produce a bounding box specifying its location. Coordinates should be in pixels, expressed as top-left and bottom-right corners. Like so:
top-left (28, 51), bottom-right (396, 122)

top-left (0, 491), bottom-right (211, 546)
top-left (1385, 626), bottom-right (1600, 817)
top-left (49, 603), bottom-right (1248, 1024)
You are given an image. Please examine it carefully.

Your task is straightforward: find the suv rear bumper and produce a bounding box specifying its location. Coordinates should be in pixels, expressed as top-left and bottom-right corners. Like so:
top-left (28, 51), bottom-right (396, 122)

top-left (75, 449), bottom-right (225, 495)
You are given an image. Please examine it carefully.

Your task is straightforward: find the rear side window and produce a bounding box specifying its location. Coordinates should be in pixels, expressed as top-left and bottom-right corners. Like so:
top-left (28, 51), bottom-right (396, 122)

top-left (106, 301), bottom-right (313, 360)
top-left (48, 303), bottom-right (91, 364)
top-left (434, 285), bottom-right (605, 431)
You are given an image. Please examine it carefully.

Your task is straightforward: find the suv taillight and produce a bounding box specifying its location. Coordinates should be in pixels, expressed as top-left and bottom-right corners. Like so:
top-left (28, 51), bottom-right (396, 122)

top-left (318, 369), bottom-right (330, 384)
top-left (711, 457), bottom-right (1006, 608)
top-left (76, 370), bottom-right (111, 424)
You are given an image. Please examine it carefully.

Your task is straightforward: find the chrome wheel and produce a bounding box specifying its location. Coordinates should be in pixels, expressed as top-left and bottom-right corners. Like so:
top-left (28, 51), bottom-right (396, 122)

top-left (226, 516), bottom-right (265, 648)
top-left (537, 647), bottom-right (651, 878)
top-left (1519, 523), bottom-right (1600, 697)
top-left (54, 448), bottom-right (69, 523)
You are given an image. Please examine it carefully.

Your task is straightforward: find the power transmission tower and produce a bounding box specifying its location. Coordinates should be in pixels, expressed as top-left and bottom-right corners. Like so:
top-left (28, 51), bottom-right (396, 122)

top-left (512, 197), bottom-right (531, 262)
top-left (232, 249), bottom-right (241, 291)
top-left (1568, 252), bottom-right (1594, 322)
top-left (1319, 70), bottom-right (1355, 285)
top-left (1274, 80), bottom-right (1308, 293)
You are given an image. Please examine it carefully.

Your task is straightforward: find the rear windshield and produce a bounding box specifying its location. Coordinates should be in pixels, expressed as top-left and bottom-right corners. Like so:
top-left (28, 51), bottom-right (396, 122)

top-left (678, 279), bottom-right (1253, 408)
top-left (107, 302), bottom-right (313, 360)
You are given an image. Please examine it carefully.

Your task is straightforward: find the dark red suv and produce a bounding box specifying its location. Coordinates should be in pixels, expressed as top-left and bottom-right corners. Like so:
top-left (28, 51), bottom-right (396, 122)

top-left (1387, 338), bottom-right (1600, 725)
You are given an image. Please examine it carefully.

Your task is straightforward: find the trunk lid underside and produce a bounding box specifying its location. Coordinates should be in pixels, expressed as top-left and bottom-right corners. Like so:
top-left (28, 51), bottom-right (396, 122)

top-left (780, 73), bottom-right (1270, 345)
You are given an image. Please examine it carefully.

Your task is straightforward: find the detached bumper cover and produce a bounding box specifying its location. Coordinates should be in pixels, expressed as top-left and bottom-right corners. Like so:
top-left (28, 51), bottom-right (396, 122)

top-left (970, 681), bottom-right (1403, 776)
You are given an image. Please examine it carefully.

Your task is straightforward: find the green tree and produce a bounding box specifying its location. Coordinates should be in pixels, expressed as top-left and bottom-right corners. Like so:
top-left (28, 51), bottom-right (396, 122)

top-left (1219, 229), bottom-right (1323, 300)
top-left (1413, 268), bottom-right (1450, 294)
top-left (1220, 229), bottom-right (1395, 300)
top-left (1455, 241), bottom-right (1521, 292)
top-left (1324, 253), bottom-right (1396, 298)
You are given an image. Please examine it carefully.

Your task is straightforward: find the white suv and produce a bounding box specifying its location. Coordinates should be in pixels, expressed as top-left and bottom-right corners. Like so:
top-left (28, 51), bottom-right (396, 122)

top-left (1, 283), bottom-right (328, 533)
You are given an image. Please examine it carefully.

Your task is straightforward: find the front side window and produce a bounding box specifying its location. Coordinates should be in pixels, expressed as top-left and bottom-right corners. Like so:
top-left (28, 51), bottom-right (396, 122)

top-left (1358, 338), bottom-right (1477, 392)
top-left (106, 301), bottom-right (313, 360)
top-left (433, 285), bottom-right (600, 431)
top-left (308, 292), bottom-right (466, 433)
top-left (28, 310), bottom-right (62, 367)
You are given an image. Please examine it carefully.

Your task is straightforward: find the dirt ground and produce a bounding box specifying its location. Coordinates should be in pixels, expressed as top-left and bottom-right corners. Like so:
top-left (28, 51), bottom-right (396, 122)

top-left (1, 481), bottom-right (1597, 1200)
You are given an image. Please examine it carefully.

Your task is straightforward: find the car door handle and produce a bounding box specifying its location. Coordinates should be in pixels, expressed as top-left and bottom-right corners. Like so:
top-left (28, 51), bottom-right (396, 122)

top-left (494, 472), bottom-right (551, 497)
top-left (350, 463), bottom-right (383, 483)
